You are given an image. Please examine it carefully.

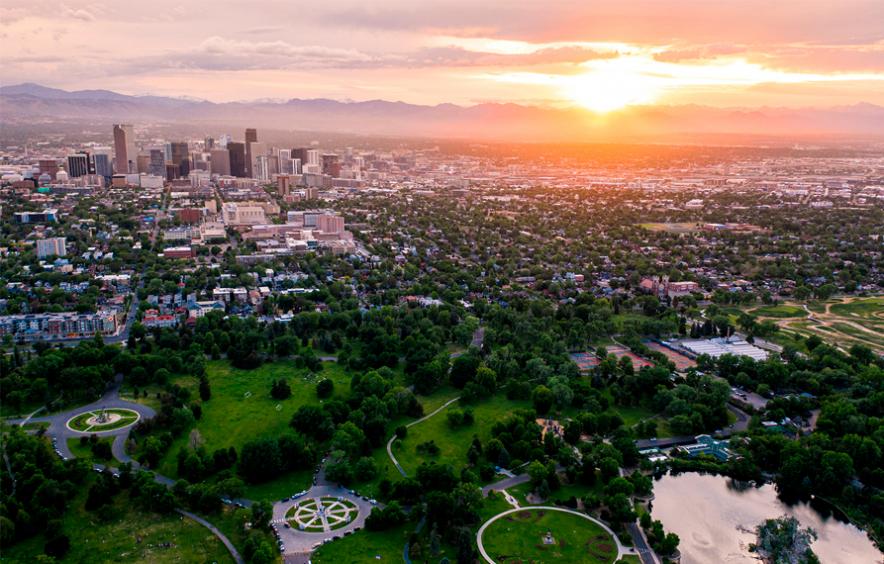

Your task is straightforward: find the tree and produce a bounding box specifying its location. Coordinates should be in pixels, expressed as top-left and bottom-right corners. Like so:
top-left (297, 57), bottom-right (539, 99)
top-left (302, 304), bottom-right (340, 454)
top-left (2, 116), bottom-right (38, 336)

top-left (532, 385), bottom-right (554, 415)
top-left (316, 378), bottom-right (334, 398)
top-left (239, 438), bottom-right (282, 483)
top-left (270, 378), bottom-right (291, 400)
top-left (250, 500), bottom-right (273, 530)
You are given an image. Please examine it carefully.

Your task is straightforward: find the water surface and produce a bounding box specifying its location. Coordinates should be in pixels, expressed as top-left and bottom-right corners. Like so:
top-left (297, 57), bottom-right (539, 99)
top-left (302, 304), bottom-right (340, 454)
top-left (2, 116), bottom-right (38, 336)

top-left (651, 472), bottom-right (882, 564)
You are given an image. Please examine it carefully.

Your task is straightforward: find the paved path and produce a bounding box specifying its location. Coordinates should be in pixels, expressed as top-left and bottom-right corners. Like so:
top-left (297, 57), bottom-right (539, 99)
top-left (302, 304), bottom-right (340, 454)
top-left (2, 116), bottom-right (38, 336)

top-left (177, 509), bottom-right (245, 564)
top-left (386, 396), bottom-right (460, 477)
top-left (481, 473), bottom-right (530, 495)
top-left (627, 521), bottom-right (661, 564)
top-left (476, 506), bottom-right (626, 563)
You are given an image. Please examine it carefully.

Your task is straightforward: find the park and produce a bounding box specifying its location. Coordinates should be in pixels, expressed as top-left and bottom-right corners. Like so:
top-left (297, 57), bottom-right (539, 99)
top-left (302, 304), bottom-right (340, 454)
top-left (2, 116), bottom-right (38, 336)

top-left (478, 507), bottom-right (623, 564)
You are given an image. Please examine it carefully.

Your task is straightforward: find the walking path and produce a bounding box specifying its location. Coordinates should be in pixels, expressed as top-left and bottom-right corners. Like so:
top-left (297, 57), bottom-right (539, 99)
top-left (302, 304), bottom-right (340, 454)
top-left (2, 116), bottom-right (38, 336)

top-left (177, 508), bottom-right (245, 564)
top-left (386, 396), bottom-right (460, 477)
top-left (476, 506), bottom-right (626, 564)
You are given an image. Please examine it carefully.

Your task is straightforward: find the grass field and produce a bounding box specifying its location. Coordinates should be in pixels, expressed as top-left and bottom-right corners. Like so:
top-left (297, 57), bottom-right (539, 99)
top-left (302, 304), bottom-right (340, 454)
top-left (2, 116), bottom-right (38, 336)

top-left (2, 488), bottom-right (233, 564)
top-left (638, 222), bottom-right (703, 233)
top-left (481, 508), bottom-right (618, 564)
top-left (155, 360), bottom-right (353, 492)
top-left (311, 522), bottom-right (411, 563)
top-left (391, 395), bottom-right (532, 476)
top-left (755, 296), bottom-right (884, 355)
top-left (751, 304), bottom-right (805, 318)
top-left (67, 436), bottom-right (114, 462)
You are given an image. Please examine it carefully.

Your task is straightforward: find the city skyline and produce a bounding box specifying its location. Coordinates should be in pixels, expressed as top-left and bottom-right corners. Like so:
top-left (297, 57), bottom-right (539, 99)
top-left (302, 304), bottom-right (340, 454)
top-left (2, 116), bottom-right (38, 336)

top-left (3, 0), bottom-right (884, 112)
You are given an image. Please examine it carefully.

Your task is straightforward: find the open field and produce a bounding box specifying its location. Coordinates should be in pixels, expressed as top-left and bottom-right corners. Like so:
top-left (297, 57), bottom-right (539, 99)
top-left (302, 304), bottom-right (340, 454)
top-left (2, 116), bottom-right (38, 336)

top-left (481, 508), bottom-right (618, 564)
top-left (638, 222), bottom-right (703, 233)
top-left (156, 360), bottom-right (352, 483)
top-left (2, 488), bottom-right (233, 564)
top-left (750, 296), bottom-right (884, 355)
top-left (391, 395), bottom-right (533, 476)
top-left (311, 521), bottom-right (411, 563)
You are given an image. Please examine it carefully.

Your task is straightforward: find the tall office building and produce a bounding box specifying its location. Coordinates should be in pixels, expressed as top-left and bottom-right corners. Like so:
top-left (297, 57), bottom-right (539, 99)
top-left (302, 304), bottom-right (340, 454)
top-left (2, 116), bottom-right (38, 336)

top-left (228, 142), bottom-right (246, 177)
top-left (148, 149), bottom-right (166, 177)
top-left (210, 149), bottom-right (231, 176)
top-left (92, 148), bottom-right (113, 178)
top-left (244, 128), bottom-right (257, 177)
top-left (306, 149), bottom-right (320, 167)
top-left (292, 147), bottom-right (309, 165)
top-left (169, 142), bottom-right (190, 178)
top-left (66, 152), bottom-right (94, 177)
top-left (205, 137), bottom-right (215, 150)
top-left (112, 124), bottom-right (136, 174)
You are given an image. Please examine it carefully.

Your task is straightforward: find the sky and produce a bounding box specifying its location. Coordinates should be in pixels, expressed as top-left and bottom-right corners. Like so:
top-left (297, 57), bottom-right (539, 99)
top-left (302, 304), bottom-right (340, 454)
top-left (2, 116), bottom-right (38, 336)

top-left (3, 0), bottom-right (884, 112)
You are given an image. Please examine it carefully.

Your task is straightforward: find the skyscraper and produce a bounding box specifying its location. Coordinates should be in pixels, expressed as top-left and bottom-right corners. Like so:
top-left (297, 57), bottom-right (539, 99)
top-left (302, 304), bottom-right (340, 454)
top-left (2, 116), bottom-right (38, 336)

top-left (92, 148), bottom-right (113, 178)
top-left (292, 147), bottom-right (309, 165)
top-left (112, 124), bottom-right (136, 174)
top-left (210, 149), bottom-right (231, 176)
top-left (66, 152), bottom-right (94, 177)
top-left (169, 142), bottom-right (190, 178)
top-left (148, 149), bottom-right (166, 177)
top-left (244, 128), bottom-right (257, 177)
top-left (228, 142), bottom-right (246, 177)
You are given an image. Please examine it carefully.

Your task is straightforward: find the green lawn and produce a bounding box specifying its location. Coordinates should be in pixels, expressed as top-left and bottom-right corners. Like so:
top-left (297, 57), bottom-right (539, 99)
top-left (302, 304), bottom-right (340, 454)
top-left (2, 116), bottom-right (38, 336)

top-left (2, 488), bottom-right (233, 564)
top-left (312, 522), bottom-right (411, 563)
top-left (829, 296), bottom-right (883, 318)
top-left (481, 508), bottom-right (618, 564)
top-left (67, 436), bottom-right (114, 462)
top-left (752, 304), bottom-right (806, 318)
top-left (392, 395), bottom-right (532, 477)
top-left (155, 360), bottom-right (352, 479)
top-left (507, 479), bottom-right (602, 507)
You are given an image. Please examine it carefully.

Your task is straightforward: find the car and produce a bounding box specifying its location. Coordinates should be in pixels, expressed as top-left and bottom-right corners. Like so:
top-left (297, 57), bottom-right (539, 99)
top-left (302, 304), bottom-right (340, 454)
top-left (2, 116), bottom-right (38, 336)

top-left (369, 499), bottom-right (377, 505)
top-left (279, 546), bottom-right (285, 553)
top-left (284, 522), bottom-right (290, 528)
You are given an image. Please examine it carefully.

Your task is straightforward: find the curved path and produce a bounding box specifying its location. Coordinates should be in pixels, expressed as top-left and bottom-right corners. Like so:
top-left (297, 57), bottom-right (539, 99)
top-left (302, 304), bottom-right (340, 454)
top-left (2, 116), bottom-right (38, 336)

top-left (177, 509), bottom-right (245, 564)
top-left (476, 506), bottom-right (626, 564)
top-left (386, 396), bottom-right (460, 477)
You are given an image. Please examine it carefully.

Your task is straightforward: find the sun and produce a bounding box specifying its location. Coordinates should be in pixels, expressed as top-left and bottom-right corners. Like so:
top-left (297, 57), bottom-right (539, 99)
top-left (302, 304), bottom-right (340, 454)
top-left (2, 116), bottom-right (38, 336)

top-left (561, 57), bottom-right (663, 113)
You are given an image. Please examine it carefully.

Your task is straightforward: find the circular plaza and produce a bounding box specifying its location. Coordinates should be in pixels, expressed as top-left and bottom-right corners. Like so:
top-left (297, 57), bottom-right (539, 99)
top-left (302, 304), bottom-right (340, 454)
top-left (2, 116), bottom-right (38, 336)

top-left (66, 407), bottom-right (141, 433)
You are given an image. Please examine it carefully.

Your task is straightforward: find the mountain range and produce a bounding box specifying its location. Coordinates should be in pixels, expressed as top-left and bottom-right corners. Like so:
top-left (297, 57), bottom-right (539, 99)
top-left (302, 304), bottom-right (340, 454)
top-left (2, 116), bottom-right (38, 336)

top-left (3, 82), bottom-right (884, 143)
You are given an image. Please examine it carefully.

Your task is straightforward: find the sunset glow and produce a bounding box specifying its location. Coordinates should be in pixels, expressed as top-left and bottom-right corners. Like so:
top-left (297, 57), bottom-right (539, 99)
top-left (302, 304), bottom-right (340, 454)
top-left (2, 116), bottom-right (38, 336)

top-left (2, 0), bottom-right (884, 111)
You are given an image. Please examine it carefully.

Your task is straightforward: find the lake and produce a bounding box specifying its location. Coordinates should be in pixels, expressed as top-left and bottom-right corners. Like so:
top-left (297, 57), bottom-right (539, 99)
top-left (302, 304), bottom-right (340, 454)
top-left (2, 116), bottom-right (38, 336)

top-left (650, 472), bottom-right (882, 564)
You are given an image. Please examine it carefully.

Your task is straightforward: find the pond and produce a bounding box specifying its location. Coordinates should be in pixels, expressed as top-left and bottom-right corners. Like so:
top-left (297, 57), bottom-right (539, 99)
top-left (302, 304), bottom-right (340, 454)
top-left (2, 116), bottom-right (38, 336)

top-left (650, 472), bottom-right (882, 564)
